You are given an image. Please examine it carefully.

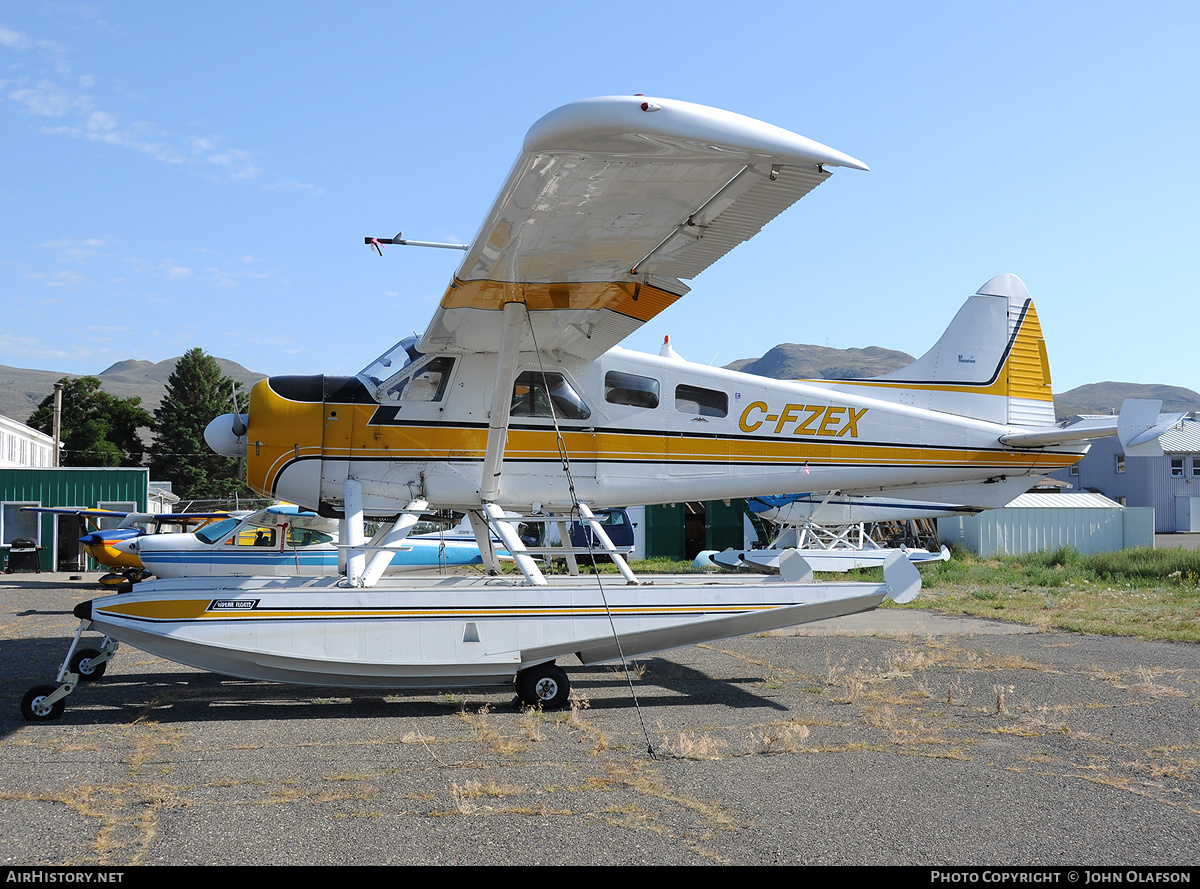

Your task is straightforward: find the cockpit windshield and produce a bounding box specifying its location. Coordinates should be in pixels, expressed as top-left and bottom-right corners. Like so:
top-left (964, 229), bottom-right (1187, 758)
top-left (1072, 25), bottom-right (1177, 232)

top-left (357, 335), bottom-right (423, 390)
top-left (195, 517), bottom-right (240, 545)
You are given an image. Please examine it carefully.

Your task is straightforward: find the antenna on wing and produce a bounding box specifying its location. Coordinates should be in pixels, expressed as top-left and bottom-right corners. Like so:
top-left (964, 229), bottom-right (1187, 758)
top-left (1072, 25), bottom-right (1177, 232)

top-left (365, 233), bottom-right (469, 255)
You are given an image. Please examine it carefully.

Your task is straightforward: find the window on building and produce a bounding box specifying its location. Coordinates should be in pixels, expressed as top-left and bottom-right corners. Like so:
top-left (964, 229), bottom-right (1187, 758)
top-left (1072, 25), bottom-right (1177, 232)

top-left (1171, 457), bottom-right (1185, 477)
top-left (604, 371), bottom-right (660, 409)
top-left (97, 501), bottom-right (138, 530)
top-left (1115, 454), bottom-right (1126, 474)
top-left (1, 502), bottom-right (40, 546)
top-left (1193, 458), bottom-right (1200, 478)
top-left (1069, 464), bottom-right (1079, 476)
top-left (510, 371), bottom-right (591, 420)
top-left (675, 384), bottom-right (728, 418)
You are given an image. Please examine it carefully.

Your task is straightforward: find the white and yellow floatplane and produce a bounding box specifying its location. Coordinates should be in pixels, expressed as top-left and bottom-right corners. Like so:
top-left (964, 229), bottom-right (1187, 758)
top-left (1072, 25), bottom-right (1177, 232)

top-left (23, 95), bottom-right (1180, 720)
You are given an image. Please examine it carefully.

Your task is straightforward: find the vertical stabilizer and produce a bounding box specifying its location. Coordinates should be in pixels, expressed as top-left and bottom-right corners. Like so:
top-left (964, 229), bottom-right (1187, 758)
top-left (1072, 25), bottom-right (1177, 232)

top-left (858, 274), bottom-right (1056, 427)
top-left (977, 274), bottom-right (1055, 426)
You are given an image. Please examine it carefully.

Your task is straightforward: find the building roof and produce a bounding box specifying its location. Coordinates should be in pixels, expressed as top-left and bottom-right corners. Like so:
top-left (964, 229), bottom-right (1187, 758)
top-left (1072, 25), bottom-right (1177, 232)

top-left (1004, 492), bottom-right (1123, 509)
top-left (1158, 419), bottom-right (1200, 453)
top-left (0, 414), bottom-right (53, 444)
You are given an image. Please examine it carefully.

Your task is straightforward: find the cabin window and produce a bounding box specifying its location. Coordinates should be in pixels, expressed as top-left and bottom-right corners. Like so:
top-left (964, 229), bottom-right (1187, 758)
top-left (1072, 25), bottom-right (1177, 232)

top-left (1171, 457), bottom-right (1185, 477)
top-left (604, 371), bottom-right (660, 409)
top-left (288, 527), bottom-right (333, 547)
top-left (510, 371), bottom-right (591, 420)
top-left (1, 502), bottom-right (39, 547)
top-left (1115, 454), bottom-right (1126, 474)
top-left (385, 357), bottom-right (455, 403)
top-left (675, 384), bottom-right (728, 418)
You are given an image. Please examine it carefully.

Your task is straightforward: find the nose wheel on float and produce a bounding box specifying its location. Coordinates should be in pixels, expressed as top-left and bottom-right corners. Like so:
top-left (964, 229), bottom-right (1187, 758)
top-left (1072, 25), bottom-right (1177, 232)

top-left (20, 617), bottom-right (119, 721)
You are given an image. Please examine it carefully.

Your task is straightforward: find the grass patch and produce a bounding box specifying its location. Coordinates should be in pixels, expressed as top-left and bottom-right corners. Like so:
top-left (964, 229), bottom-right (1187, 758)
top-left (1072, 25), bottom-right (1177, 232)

top-left (894, 545), bottom-right (1200, 642)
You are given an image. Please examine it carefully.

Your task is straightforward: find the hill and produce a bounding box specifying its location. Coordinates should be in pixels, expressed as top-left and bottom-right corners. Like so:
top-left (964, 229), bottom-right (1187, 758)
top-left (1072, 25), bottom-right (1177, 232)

top-left (0, 357), bottom-right (267, 427)
top-left (1052, 382), bottom-right (1200, 420)
top-left (726, 343), bottom-right (915, 380)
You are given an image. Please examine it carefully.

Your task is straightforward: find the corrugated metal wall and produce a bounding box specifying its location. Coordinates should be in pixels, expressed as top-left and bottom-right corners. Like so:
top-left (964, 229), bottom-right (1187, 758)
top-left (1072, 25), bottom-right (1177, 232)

top-left (1048, 434), bottom-right (1200, 532)
top-left (939, 505), bottom-right (1154, 556)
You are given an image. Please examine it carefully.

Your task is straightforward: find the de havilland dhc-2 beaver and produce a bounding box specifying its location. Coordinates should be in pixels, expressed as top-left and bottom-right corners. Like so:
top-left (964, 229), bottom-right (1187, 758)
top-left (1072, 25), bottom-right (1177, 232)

top-left (22, 95), bottom-right (1181, 720)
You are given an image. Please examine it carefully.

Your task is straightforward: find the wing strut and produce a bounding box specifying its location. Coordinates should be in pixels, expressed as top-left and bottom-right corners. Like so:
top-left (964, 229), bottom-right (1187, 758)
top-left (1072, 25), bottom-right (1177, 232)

top-left (479, 302), bottom-right (527, 503)
top-left (483, 503), bottom-right (546, 586)
top-left (358, 498), bottom-right (430, 588)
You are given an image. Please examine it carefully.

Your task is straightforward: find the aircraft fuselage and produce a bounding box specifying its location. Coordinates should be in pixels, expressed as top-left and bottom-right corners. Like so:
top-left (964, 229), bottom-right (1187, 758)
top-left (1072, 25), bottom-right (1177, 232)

top-left (242, 345), bottom-right (1081, 518)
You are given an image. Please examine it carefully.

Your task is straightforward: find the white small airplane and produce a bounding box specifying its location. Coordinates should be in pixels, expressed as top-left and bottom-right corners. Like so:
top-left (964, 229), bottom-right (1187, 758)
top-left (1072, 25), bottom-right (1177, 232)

top-left (23, 95), bottom-right (1182, 721)
top-left (113, 505), bottom-right (495, 579)
top-left (20, 506), bottom-right (230, 584)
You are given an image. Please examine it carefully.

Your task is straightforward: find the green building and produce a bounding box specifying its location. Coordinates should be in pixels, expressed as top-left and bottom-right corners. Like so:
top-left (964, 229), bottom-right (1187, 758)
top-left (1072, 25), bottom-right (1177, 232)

top-left (643, 499), bottom-right (750, 561)
top-left (1, 467), bottom-right (149, 571)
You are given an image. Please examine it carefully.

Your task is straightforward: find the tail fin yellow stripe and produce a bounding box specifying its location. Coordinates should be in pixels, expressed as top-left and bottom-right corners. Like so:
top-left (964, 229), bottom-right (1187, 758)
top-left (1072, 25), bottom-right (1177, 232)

top-left (1005, 301), bottom-right (1053, 402)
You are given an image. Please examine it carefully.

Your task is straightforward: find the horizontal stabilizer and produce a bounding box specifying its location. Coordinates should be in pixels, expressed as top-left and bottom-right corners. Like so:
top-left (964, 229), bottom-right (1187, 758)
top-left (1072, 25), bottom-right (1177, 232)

top-left (1117, 399), bottom-right (1183, 457)
top-left (999, 399), bottom-right (1184, 452)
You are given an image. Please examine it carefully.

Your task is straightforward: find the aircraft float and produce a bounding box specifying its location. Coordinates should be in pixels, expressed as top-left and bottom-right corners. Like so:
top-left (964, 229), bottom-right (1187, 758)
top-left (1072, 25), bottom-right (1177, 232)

top-left (21, 95), bottom-right (1181, 720)
top-left (704, 492), bottom-right (962, 572)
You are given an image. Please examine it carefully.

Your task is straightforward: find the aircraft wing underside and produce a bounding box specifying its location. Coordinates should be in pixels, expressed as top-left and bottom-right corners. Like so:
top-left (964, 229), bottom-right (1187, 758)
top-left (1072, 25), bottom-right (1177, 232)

top-left (416, 96), bottom-right (866, 360)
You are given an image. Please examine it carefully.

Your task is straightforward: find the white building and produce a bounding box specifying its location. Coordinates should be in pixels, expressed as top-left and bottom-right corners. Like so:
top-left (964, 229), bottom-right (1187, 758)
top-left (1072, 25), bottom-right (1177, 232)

top-left (0, 416), bottom-right (55, 469)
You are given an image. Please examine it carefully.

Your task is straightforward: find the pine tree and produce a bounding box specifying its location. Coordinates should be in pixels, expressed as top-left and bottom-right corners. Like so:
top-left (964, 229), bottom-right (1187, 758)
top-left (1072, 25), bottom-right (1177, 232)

top-left (28, 377), bottom-right (152, 467)
top-left (148, 349), bottom-right (251, 500)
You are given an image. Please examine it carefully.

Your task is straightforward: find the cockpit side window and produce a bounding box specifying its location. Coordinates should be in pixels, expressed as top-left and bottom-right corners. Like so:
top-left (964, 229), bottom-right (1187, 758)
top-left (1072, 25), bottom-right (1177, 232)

top-left (288, 527), bottom-right (334, 547)
top-left (383, 356), bottom-right (456, 403)
top-left (235, 527), bottom-right (277, 547)
top-left (510, 371), bottom-right (591, 420)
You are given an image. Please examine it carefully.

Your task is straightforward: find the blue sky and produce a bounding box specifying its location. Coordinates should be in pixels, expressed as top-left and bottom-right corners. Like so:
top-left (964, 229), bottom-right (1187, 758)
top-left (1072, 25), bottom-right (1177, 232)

top-left (1, 2), bottom-right (1197, 396)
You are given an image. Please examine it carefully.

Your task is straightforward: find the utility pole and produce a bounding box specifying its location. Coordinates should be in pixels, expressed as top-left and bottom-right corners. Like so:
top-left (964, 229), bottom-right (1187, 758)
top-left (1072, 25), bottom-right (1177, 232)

top-left (52, 382), bottom-right (63, 468)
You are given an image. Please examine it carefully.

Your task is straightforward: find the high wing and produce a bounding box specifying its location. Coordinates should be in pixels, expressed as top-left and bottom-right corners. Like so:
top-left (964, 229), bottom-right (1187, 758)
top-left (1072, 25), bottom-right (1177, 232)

top-left (22, 507), bottom-right (130, 519)
top-left (415, 95), bottom-right (868, 361)
top-left (21, 507), bottom-right (230, 530)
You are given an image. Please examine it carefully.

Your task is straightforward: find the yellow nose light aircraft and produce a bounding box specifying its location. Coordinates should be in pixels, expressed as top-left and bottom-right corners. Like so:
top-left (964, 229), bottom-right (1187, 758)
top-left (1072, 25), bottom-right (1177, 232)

top-left (23, 96), bottom-right (1181, 721)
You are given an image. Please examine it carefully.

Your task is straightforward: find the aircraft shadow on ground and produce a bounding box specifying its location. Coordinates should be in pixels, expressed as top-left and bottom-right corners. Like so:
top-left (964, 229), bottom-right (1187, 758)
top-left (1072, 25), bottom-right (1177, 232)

top-left (1, 639), bottom-right (786, 734)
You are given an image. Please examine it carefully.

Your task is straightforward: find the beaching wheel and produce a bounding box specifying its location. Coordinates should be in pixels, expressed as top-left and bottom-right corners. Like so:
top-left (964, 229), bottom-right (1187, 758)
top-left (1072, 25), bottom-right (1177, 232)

top-left (70, 648), bottom-right (106, 682)
top-left (516, 663), bottom-right (570, 710)
top-left (21, 685), bottom-right (65, 721)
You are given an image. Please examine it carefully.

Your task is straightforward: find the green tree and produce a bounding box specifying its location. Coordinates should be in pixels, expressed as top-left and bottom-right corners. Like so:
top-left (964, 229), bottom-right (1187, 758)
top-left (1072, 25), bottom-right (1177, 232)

top-left (28, 377), bottom-right (152, 467)
top-left (148, 348), bottom-right (252, 500)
